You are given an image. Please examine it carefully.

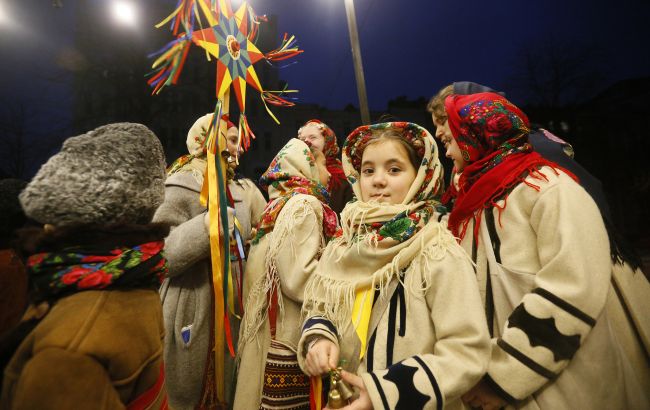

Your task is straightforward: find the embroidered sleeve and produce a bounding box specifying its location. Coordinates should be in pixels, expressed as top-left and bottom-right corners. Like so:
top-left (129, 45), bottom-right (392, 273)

top-left (297, 316), bottom-right (339, 372)
top-left (487, 177), bottom-right (612, 400)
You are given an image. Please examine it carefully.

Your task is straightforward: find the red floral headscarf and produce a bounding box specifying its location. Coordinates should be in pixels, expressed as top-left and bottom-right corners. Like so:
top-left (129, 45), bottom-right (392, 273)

top-left (445, 93), bottom-right (577, 241)
top-left (300, 119), bottom-right (346, 191)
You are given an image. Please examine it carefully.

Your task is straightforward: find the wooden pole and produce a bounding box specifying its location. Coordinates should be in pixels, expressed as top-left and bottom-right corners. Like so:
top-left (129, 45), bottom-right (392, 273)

top-left (344, 0), bottom-right (370, 125)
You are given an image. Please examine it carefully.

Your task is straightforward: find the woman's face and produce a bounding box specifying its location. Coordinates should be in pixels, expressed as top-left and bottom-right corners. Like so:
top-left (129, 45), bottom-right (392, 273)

top-left (432, 113), bottom-right (466, 171)
top-left (359, 139), bottom-right (417, 204)
top-left (298, 123), bottom-right (326, 153)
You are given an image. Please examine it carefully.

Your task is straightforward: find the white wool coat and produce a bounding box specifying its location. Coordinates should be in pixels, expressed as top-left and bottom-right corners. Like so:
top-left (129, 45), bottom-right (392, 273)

top-left (459, 166), bottom-right (649, 409)
top-left (298, 221), bottom-right (491, 410)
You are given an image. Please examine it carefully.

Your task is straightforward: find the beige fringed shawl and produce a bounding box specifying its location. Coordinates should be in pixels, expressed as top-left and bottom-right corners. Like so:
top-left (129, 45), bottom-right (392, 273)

top-left (239, 138), bottom-right (336, 349)
top-left (302, 122), bottom-right (464, 341)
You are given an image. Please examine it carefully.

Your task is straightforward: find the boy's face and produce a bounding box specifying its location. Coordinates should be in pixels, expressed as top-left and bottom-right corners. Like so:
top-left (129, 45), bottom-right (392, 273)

top-left (226, 126), bottom-right (239, 157)
top-left (432, 113), bottom-right (453, 141)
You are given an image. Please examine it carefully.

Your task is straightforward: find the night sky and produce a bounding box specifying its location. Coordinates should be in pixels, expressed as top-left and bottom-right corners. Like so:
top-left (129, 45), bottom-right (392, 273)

top-left (1, 0), bottom-right (649, 112)
top-left (262, 0), bottom-right (650, 109)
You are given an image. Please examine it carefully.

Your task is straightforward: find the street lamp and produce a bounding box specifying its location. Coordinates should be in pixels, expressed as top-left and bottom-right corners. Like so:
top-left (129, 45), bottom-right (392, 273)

top-left (111, 1), bottom-right (137, 27)
top-left (0, 2), bottom-right (10, 28)
top-left (343, 0), bottom-right (370, 125)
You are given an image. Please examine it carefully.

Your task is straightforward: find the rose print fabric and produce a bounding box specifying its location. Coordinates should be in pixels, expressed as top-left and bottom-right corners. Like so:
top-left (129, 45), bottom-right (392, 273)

top-left (27, 241), bottom-right (168, 302)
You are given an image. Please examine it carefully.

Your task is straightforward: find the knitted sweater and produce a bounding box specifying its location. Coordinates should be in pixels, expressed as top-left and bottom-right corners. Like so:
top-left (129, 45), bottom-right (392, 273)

top-left (460, 166), bottom-right (649, 409)
top-left (153, 172), bottom-right (265, 409)
top-left (298, 222), bottom-right (491, 410)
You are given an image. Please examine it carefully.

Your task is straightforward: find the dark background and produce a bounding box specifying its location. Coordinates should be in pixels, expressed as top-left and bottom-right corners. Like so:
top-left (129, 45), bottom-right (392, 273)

top-left (1, 0), bottom-right (648, 260)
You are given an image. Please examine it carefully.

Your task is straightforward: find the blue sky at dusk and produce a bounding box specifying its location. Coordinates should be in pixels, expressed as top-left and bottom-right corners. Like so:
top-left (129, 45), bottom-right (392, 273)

top-left (1, 0), bottom-right (648, 113)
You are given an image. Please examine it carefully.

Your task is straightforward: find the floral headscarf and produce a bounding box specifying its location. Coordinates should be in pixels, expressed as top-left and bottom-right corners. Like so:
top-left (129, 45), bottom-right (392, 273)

top-left (445, 93), bottom-right (577, 240)
top-left (300, 119), bottom-right (346, 191)
top-left (253, 138), bottom-right (338, 244)
top-left (343, 121), bottom-right (444, 208)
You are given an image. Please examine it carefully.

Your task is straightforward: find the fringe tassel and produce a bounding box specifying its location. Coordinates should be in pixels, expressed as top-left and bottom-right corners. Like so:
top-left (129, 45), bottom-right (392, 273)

top-left (303, 221), bottom-right (463, 334)
top-left (147, 36), bottom-right (192, 95)
top-left (240, 198), bottom-right (324, 348)
top-left (264, 33), bottom-right (304, 62)
top-left (237, 114), bottom-right (256, 152)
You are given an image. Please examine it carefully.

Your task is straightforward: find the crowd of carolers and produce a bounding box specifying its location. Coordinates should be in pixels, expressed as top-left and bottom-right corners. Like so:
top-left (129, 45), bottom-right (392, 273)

top-left (1, 82), bottom-right (648, 410)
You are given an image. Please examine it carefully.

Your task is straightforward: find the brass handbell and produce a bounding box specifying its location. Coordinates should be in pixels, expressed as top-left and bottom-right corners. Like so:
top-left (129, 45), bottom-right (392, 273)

top-left (326, 367), bottom-right (357, 408)
top-left (336, 377), bottom-right (356, 401)
top-left (327, 381), bottom-right (345, 409)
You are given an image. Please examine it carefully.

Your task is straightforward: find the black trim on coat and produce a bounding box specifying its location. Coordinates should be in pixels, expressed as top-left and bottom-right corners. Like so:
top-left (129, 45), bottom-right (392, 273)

top-left (507, 304), bottom-right (581, 362)
top-left (413, 356), bottom-right (443, 410)
top-left (484, 208), bottom-right (501, 263)
top-left (532, 288), bottom-right (596, 327)
top-left (369, 372), bottom-right (390, 409)
top-left (302, 316), bottom-right (338, 336)
top-left (367, 328), bottom-right (377, 373)
top-left (483, 373), bottom-right (517, 403)
top-left (496, 338), bottom-right (557, 379)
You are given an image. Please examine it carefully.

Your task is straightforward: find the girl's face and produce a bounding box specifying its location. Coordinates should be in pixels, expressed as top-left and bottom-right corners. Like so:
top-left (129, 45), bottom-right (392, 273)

top-left (313, 150), bottom-right (331, 187)
top-left (443, 135), bottom-right (466, 172)
top-left (359, 139), bottom-right (417, 204)
top-left (298, 123), bottom-right (326, 153)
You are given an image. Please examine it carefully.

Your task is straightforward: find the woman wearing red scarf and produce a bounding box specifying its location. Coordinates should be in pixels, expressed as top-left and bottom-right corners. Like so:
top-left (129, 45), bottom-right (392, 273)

top-left (298, 119), bottom-right (353, 214)
top-left (443, 93), bottom-right (649, 409)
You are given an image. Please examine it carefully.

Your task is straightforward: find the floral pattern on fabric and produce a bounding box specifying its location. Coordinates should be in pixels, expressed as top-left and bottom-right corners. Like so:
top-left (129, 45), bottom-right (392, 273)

top-left (444, 93), bottom-right (578, 241)
top-left (453, 97), bottom-right (531, 161)
top-left (254, 138), bottom-right (337, 244)
top-left (27, 241), bottom-right (168, 302)
top-left (376, 208), bottom-right (434, 242)
top-left (445, 93), bottom-right (533, 188)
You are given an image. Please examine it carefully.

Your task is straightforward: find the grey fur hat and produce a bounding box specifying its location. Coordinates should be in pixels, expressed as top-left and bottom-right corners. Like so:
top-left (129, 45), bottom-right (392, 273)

top-left (20, 123), bottom-right (166, 227)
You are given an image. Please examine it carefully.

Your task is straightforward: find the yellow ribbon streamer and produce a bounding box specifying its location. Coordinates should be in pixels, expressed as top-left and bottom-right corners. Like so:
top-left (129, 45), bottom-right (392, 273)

top-left (200, 113), bottom-right (226, 404)
top-left (351, 286), bottom-right (374, 359)
top-left (155, 3), bottom-right (183, 29)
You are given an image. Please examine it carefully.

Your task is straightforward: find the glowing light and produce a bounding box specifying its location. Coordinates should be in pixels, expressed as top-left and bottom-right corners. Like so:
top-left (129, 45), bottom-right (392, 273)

top-left (0, 3), bottom-right (10, 27)
top-left (111, 1), bottom-right (137, 26)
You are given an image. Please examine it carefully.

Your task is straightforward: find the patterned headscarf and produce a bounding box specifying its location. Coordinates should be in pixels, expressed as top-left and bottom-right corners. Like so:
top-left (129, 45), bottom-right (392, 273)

top-left (166, 113), bottom-right (236, 176)
top-left (300, 119), bottom-right (346, 191)
top-left (27, 241), bottom-right (167, 303)
top-left (445, 93), bottom-right (577, 240)
top-left (253, 138), bottom-right (337, 244)
top-left (445, 92), bottom-right (532, 187)
top-left (344, 122), bottom-right (444, 207)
